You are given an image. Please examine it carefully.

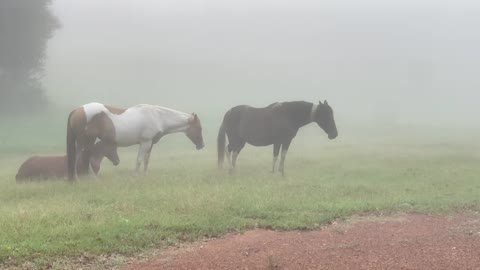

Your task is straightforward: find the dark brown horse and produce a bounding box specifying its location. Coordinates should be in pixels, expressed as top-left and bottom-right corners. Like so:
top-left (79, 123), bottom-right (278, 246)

top-left (16, 140), bottom-right (119, 181)
top-left (217, 101), bottom-right (338, 175)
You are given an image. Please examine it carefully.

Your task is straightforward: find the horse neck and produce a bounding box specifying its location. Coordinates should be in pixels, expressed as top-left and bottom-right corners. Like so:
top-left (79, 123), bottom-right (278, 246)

top-left (156, 107), bottom-right (191, 134)
top-left (90, 149), bottom-right (104, 162)
top-left (282, 101), bottom-right (314, 129)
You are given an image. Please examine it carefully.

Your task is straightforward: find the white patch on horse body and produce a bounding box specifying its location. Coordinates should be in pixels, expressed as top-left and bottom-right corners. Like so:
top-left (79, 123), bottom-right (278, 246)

top-left (108, 107), bottom-right (148, 146)
top-left (310, 104), bottom-right (318, 122)
top-left (107, 104), bottom-right (191, 147)
top-left (82, 102), bottom-right (110, 122)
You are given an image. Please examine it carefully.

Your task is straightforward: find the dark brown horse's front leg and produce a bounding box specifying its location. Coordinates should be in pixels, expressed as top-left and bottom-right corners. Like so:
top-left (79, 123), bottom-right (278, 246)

top-left (279, 140), bottom-right (292, 176)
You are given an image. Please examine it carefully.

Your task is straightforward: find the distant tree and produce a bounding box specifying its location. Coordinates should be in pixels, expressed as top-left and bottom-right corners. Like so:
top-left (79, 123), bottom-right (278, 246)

top-left (0, 0), bottom-right (59, 113)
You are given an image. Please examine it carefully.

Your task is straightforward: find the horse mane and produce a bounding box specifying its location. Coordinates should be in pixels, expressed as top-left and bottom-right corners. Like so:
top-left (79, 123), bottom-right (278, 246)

top-left (134, 104), bottom-right (192, 119)
top-left (280, 101), bottom-right (314, 128)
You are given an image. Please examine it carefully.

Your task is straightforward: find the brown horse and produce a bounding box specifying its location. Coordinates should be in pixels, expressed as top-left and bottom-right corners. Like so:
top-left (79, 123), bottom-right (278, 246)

top-left (67, 102), bottom-right (204, 180)
top-left (16, 140), bottom-right (119, 182)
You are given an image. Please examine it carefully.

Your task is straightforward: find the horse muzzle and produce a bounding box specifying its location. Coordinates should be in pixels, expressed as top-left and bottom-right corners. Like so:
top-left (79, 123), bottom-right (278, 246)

top-left (328, 133), bottom-right (338, 140)
top-left (196, 143), bottom-right (205, 150)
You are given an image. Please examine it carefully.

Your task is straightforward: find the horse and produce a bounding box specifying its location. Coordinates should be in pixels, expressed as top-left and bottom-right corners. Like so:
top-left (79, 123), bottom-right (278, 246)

top-left (217, 100), bottom-right (338, 176)
top-left (67, 102), bottom-right (205, 180)
top-left (16, 140), bottom-right (118, 182)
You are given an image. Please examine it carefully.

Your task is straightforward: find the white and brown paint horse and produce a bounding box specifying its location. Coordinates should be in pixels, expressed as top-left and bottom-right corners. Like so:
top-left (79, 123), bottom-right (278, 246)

top-left (67, 102), bottom-right (204, 180)
top-left (16, 140), bottom-right (118, 181)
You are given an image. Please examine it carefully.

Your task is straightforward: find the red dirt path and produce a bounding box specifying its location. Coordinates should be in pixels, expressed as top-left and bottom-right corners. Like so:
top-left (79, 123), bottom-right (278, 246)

top-left (123, 213), bottom-right (480, 270)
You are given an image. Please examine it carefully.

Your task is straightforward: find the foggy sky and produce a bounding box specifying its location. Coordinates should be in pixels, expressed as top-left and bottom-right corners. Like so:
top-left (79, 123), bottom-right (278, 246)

top-left (43, 0), bottom-right (480, 126)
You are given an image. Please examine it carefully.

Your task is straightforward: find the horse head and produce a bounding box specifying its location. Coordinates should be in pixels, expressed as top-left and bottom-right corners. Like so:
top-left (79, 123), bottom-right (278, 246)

top-left (91, 140), bottom-right (120, 166)
top-left (186, 113), bottom-right (205, 150)
top-left (313, 100), bottom-right (338, 140)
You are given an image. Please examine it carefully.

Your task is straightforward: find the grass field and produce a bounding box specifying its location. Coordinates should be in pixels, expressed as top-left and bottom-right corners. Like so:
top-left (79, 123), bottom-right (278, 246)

top-left (1, 111), bottom-right (480, 268)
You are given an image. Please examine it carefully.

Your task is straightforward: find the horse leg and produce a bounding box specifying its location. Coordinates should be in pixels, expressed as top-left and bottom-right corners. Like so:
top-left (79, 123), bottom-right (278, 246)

top-left (88, 162), bottom-right (97, 179)
top-left (77, 136), bottom-right (95, 177)
top-left (74, 140), bottom-right (86, 177)
top-left (143, 143), bottom-right (154, 174)
top-left (272, 143), bottom-right (281, 173)
top-left (226, 148), bottom-right (233, 172)
top-left (230, 151), bottom-right (239, 175)
top-left (226, 142), bottom-right (234, 174)
top-left (85, 140), bottom-right (97, 177)
top-left (75, 148), bottom-right (84, 176)
top-left (230, 142), bottom-right (245, 175)
top-left (136, 141), bottom-right (152, 174)
top-left (279, 140), bottom-right (292, 177)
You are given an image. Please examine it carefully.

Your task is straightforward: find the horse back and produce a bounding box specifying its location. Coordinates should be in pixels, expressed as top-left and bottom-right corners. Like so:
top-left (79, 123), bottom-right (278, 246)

top-left (223, 103), bottom-right (296, 146)
top-left (16, 155), bottom-right (68, 181)
top-left (72, 103), bottom-right (127, 136)
top-left (108, 107), bottom-right (150, 146)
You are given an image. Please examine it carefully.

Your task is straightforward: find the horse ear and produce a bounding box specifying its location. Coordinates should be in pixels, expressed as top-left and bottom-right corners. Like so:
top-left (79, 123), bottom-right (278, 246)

top-left (324, 100), bottom-right (329, 106)
top-left (319, 100), bottom-right (323, 105)
top-left (189, 113), bottom-right (198, 123)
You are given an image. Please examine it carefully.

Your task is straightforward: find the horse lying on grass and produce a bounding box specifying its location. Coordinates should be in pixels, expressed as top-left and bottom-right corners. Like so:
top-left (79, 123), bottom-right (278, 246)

top-left (16, 140), bottom-right (119, 182)
top-left (67, 102), bottom-right (205, 180)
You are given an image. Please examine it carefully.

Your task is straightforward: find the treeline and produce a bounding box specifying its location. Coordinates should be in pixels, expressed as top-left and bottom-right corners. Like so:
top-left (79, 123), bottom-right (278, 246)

top-left (0, 0), bottom-right (59, 113)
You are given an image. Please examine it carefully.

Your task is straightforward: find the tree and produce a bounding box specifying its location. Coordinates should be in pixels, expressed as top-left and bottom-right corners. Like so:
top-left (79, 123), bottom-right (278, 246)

top-left (0, 0), bottom-right (59, 113)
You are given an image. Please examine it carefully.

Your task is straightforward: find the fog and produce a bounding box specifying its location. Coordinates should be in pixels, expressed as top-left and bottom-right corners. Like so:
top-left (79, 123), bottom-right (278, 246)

top-left (43, 0), bottom-right (480, 127)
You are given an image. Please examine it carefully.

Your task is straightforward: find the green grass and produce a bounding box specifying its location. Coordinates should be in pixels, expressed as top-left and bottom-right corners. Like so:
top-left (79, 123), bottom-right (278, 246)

top-left (1, 111), bottom-right (480, 267)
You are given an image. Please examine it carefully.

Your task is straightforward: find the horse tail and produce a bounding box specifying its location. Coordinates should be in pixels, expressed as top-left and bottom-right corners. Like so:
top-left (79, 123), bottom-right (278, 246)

top-left (217, 121), bottom-right (227, 169)
top-left (66, 111), bottom-right (77, 181)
